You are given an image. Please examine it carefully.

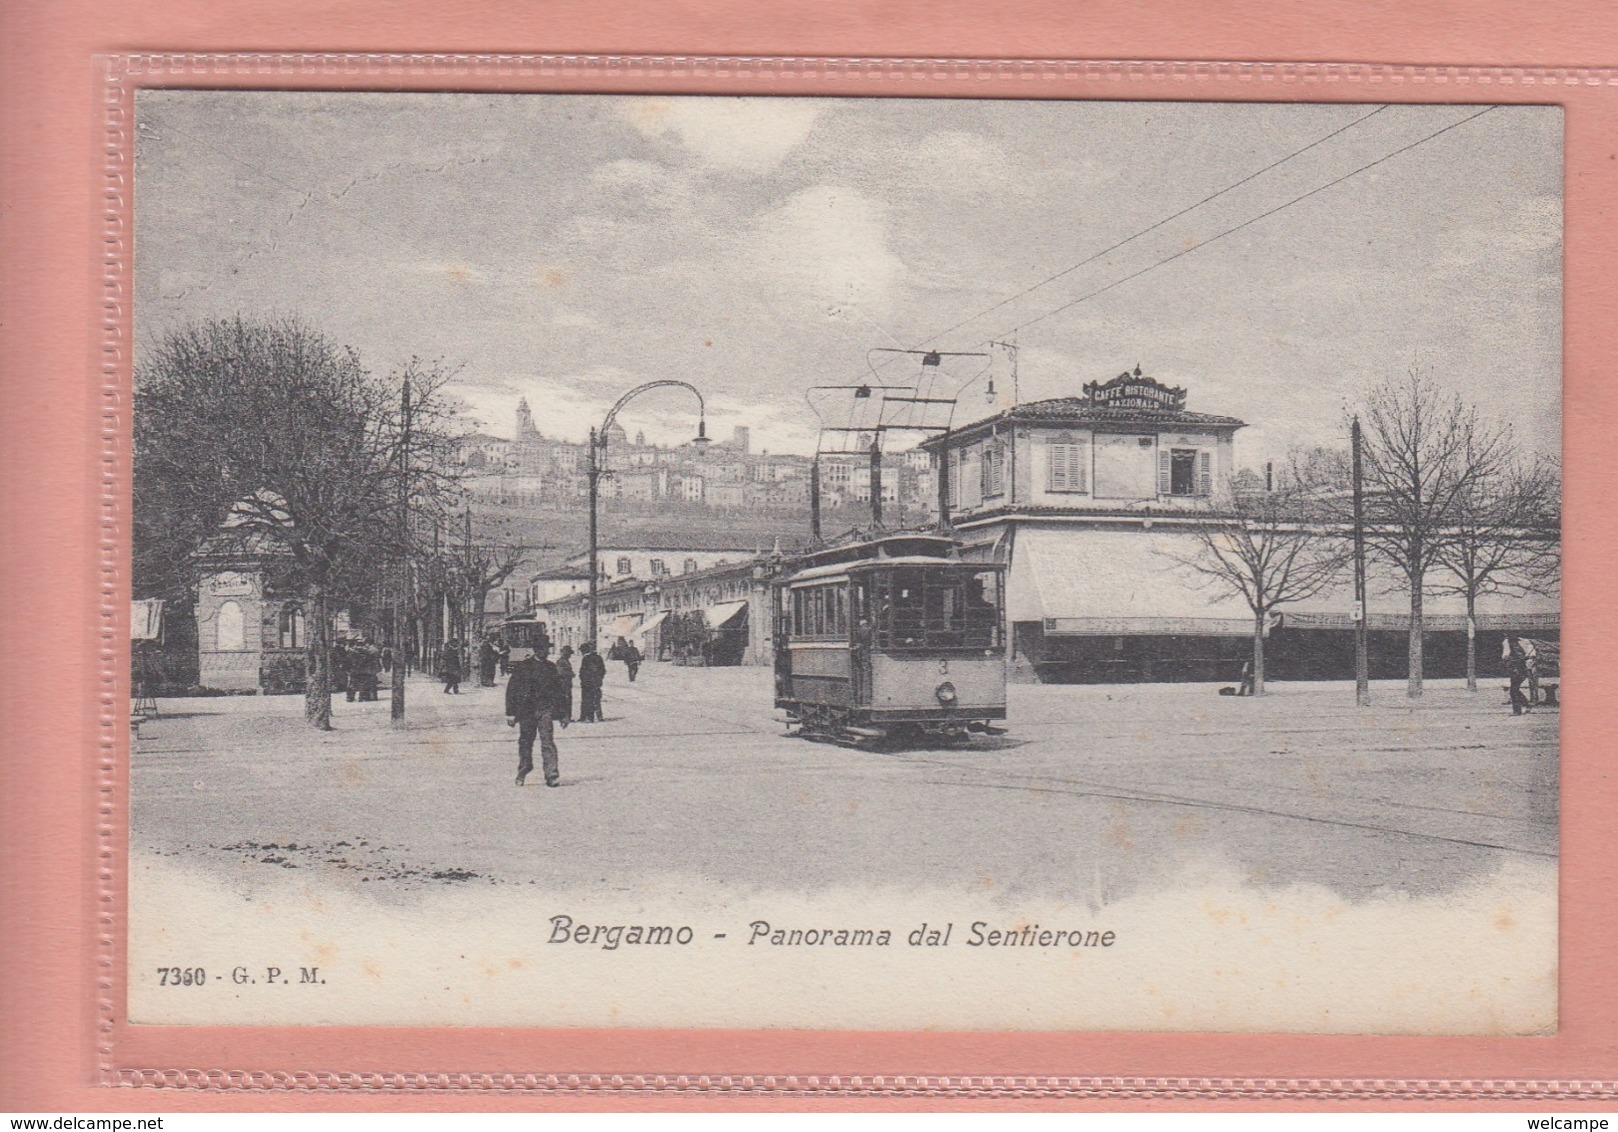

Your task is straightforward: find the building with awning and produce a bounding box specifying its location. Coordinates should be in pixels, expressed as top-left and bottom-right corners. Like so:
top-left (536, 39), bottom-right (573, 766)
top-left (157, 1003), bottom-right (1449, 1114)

top-left (921, 367), bottom-right (1559, 683)
top-left (533, 553), bottom-right (780, 665)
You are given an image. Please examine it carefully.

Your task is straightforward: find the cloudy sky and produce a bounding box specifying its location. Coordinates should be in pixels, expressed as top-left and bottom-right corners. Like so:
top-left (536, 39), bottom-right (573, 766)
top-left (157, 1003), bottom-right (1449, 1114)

top-left (134, 92), bottom-right (1561, 467)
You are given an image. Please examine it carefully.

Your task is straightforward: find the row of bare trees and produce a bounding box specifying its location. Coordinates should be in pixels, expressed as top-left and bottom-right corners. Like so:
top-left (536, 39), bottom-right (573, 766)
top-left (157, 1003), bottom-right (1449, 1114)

top-left (1172, 370), bottom-right (1559, 697)
top-left (134, 316), bottom-right (530, 729)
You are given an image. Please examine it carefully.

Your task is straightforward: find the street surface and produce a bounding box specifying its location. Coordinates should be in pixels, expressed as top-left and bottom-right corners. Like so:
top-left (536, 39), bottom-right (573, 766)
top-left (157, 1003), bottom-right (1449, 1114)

top-left (132, 662), bottom-right (1557, 906)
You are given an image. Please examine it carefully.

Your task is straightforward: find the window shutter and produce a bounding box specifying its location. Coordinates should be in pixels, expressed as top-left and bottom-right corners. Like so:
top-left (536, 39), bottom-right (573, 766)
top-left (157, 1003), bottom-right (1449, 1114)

top-left (981, 443), bottom-right (1004, 497)
top-left (1047, 438), bottom-right (1087, 493)
top-left (1074, 442), bottom-right (1088, 492)
top-left (1157, 447), bottom-right (1172, 496)
top-left (1197, 450), bottom-right (1213, 495)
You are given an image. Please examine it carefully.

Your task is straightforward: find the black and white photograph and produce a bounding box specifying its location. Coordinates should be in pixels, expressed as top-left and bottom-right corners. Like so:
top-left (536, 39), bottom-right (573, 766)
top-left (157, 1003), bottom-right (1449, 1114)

top-left (128, 91), bottom-right (1561, 1032)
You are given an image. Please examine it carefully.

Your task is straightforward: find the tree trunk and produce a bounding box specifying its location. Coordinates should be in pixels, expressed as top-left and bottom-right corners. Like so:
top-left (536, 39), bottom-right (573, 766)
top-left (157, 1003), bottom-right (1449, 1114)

top-left (1252, 611), bottom-right (1267, 696)
top-left (1464, 591), bottom-right (1478, 693)
top-left (1407, 582), bottom-right (1424, 699)
top-left (304, 589), bottom-right (333, 730)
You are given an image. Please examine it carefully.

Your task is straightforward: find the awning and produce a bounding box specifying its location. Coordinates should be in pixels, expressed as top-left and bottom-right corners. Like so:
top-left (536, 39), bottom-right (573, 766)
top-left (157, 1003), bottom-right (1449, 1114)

top-left (131, 599), bottom-right (165, 642)
top-left (603, 613), bottom-right (643, 639)
top-left (1008, 526), bottom-right (1251, 636)
top-left (1280, 611), bottom-right (1561, 633)
top-left (702, 600), bottom-right (749, 629)
top-left (631, 610), bottom-right (670, 638)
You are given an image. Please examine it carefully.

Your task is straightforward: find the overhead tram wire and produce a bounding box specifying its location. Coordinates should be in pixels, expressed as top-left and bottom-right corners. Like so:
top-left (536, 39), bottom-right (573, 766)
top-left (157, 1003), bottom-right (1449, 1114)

top-left (852, 103), bottom-right (1393, 392)
top-left (996, 105), bottom-right (1498, 340)
top-left (905, 103), bottom-right (1392, 356)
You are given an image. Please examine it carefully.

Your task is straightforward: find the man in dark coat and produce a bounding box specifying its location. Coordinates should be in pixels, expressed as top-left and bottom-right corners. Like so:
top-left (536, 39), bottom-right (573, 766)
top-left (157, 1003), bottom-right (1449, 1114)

top-left (505, 640), bottom-right (569, 787)
top-left (354, 641), bottom-right (382, 702)
top-left (577, 641), bottom-right (606, 722)
top-left (623, 641), bottom-right (642, 683)
top-left (439, 639), bottom-right (464, 694)
top-left (554, 645), bottom-right (576, 724)
top-left (333, 641), bottom-right (354, 703)
top-left (478, 637), bottom-right (499, 687)
top-left (1504, 635), bottom-right (1532, 715)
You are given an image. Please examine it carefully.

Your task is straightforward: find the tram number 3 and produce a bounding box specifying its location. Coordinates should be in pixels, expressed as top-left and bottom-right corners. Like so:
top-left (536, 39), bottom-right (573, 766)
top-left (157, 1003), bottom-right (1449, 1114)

top-left (157, 966), bottom-right (207, 986)
top-left (938, 660), bottom-right (949, 675)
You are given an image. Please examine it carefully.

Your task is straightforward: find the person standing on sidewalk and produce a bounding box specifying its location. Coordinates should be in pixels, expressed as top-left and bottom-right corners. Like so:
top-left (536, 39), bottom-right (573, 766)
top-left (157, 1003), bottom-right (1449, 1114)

top-left (623, 641), bottom-right (642, 683)
top-left (1503, 635), bottom-right (1532, 715)
top-left (578, 641), bottom-right (606, 722)
top-left (506, 639), bottom-right (569, 787)
top-left (555, 645), bottom-right (576, 723)
top-left (478, 636), bottom-right (499, 687)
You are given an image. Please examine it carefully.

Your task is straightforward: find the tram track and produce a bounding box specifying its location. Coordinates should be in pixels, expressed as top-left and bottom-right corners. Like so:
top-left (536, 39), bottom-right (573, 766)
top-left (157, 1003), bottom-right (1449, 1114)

top-left (898, 755), bottom-right (1555, 858)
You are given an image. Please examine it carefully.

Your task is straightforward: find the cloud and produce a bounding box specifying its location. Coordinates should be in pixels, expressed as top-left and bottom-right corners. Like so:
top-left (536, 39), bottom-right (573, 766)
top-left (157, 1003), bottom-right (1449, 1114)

top-left (751, 185), bottom-right (906, 320)
top-left (622, 97), bottom-right (827, 174)
top-left (905, 130), bottom-right (1017, 198)
top-left (587, 158), bottom-right (695, 213)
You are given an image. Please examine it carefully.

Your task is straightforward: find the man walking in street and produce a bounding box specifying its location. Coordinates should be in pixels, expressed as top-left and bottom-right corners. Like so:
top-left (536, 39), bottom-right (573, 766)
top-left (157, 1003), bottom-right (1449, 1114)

top-left (506, 637), bottom-right (569, 787)
top-left (578, 641), bottom-right (606, 722)
top-left (624, 641), bottom-right (642, 683)
top-left (439, 638), bottom-right (464, 695)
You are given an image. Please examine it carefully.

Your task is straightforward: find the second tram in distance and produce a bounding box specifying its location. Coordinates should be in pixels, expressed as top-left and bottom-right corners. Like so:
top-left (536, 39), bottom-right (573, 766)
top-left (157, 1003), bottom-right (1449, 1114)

top-left (772, 533), bottom-right (1008, 745)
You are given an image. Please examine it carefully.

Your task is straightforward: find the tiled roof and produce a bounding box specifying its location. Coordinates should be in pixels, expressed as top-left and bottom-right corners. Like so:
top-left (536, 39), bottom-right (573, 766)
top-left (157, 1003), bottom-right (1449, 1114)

top-left (1013, 397), bottom-right (1246, 427)
top-left (922, 398), bottom-right (1246, 448)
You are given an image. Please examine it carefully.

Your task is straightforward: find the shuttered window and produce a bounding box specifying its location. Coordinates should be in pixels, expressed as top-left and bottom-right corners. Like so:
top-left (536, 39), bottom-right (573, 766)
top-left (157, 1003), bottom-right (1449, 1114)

top-left (1047, 435), bottom-right (1088, 493)
top-left (947, 448), bottom-right (960, 508)
top-left (1166, 447), bottom-right (1215, 496)
top-left (980, 441), bottom-right (1005, 498)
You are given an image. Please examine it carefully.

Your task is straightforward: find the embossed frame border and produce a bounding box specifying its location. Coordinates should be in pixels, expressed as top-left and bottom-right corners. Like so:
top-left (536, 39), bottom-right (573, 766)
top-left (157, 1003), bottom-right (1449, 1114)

top-left (6, 26), bottom-right (1614, 1109)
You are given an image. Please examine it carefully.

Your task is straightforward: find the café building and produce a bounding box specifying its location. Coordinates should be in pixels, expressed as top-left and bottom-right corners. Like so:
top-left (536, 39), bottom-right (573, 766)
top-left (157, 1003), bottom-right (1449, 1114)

top-left (920, 368), bottom-right (1557, 683)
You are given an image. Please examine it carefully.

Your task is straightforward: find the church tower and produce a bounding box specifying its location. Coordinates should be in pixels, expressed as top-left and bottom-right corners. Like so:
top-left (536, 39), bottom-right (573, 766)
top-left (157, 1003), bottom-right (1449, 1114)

top-left (515, 397), bottom-right (536, 441)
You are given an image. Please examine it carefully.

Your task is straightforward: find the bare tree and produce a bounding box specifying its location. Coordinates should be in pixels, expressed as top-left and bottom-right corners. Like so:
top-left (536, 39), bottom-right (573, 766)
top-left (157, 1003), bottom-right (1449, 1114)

top-left (135, 316), bottom-right (465, 729)
top-left (1354, 369), bottom-right (1510, 698)
top-left (458, 522), bottom-right (534, 641)
top-left (1165, 478), bottom-right (1345, 695)
top-left (1430, 456), bottom-right (1561, 690)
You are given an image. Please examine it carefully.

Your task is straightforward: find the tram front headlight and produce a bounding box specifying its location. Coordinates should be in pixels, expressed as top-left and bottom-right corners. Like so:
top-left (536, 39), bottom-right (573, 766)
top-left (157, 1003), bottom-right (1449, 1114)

top-left (935, 681), bottom-right (958, 706)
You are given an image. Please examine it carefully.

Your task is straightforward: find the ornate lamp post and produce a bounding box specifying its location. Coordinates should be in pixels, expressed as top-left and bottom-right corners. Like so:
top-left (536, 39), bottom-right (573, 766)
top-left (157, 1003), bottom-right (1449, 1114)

top-left (587, 381), bottom-right (709, 647)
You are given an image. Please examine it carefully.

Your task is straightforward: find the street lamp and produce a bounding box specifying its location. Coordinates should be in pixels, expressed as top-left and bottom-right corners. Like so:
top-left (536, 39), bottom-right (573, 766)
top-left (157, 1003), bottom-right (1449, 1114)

top-left (587, 380), bottom-right (709, 648)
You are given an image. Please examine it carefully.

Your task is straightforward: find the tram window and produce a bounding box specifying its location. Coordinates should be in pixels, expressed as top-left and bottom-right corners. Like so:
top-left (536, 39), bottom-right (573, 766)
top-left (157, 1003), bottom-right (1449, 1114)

top-left (873, 568), bottom-right (1002, 650)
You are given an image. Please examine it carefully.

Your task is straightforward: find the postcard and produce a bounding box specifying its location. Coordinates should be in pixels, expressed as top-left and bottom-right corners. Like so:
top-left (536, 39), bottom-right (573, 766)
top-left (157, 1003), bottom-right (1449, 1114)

top-left (126, 90), bottom-right (1560, 1033)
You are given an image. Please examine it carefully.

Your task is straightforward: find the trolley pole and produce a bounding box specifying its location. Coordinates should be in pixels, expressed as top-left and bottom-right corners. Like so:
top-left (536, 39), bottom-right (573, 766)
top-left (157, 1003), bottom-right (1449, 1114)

top-left (1352, 415), bottom-right (1370, 706)
top-left (868, 434), bottom-right (883, 528)
top-left (809, 455), bottom-right (822, 544)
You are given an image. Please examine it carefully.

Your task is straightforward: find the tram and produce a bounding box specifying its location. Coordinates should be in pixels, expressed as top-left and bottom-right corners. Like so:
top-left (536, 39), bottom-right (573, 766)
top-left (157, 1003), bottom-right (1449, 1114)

top-left (772, 533), bottom-right (1008, 744)
top-left (499, 615), bottom-right (551, 661)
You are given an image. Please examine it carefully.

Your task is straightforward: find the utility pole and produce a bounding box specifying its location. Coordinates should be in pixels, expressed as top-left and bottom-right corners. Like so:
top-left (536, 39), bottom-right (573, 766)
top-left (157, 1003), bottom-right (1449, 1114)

top-left (936, 436), bottom-right (951, 531)
top-left (587, 426), bottom-right (600, 648)
top-left (463, 504), bottom-right (474, 644)
top-left (585, 379), bottom-right (708, 651)
top-left (1352, 415), bottom-right (1370, 706)
top-left (391, 372), bottom-right (410, 726)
